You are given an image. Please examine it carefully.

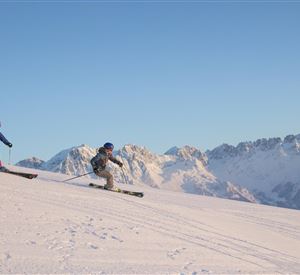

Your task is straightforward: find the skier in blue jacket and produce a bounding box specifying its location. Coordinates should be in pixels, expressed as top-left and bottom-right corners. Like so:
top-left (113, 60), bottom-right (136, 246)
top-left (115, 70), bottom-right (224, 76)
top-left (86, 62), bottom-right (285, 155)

top-left (0, 122), bottom-right (13, 169)
top-left (0, 122), bottom-right (12, 148)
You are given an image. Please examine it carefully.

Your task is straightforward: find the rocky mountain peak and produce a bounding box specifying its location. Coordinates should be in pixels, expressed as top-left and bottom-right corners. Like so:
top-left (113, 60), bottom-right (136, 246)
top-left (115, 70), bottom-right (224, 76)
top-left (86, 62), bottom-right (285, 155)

top-left (16, 157), bottom-right (45, 169)
top-left (165, 145), bottom-right (208, 165)
top-left (282, 134), bottom-right (300, 153)
top-left (207, 143), bottom-right (238, 160)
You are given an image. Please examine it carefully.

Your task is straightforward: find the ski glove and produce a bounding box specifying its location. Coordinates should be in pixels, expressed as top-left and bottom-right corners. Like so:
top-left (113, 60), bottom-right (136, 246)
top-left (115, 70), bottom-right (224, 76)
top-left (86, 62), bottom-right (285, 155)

top-left (93, 167), bottom-right (99, 174)
top-left (92, 165), bottom-right (99, 173)
top-left (118, 162), bottom-right (123, 168)
top-left (7, 143), bottom-right (12, 148)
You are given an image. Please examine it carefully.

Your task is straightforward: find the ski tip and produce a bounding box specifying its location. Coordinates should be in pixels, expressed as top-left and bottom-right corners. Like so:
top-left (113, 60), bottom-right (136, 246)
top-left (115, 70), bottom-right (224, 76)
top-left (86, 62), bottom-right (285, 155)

top-left (26, 174), bottom-right (38, 179)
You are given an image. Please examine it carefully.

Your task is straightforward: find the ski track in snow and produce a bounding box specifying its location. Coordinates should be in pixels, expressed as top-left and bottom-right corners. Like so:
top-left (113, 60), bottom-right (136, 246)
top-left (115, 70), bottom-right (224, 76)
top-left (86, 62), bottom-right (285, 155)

top-left (226, 212), bottom-right (300, 240)
top-left (1, 170), bottom-right (300, 274)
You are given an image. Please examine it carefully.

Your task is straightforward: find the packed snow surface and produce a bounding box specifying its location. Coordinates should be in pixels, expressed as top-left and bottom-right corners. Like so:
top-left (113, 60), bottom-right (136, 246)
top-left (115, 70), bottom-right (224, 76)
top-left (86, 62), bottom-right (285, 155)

top-left (1, 166), bottom-right (300, 274)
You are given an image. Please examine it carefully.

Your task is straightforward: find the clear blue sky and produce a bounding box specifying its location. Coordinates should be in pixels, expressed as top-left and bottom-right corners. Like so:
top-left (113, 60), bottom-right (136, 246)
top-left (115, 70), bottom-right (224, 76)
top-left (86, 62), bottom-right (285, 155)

top-left (0, 1), bottom-right (299, 163)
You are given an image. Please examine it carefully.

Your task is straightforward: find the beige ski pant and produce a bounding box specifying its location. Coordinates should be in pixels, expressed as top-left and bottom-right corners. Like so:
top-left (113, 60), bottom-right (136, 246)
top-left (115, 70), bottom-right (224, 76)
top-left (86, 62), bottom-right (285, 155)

top-left (95, 170), bottom-right (114, 188)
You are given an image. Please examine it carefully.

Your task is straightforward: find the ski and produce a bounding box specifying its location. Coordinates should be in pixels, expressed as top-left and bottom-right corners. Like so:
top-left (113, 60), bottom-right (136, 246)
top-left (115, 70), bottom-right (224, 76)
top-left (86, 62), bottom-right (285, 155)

top-left (89, 183), bottom-right (144, 198)
top-left (0, 167), bottom-right (38, 179)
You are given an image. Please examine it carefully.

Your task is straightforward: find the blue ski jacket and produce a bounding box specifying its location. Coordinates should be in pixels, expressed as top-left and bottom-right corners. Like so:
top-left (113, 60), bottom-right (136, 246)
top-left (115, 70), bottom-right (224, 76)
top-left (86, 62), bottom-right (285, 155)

top-left (0, 132), bottom-right (11, 146)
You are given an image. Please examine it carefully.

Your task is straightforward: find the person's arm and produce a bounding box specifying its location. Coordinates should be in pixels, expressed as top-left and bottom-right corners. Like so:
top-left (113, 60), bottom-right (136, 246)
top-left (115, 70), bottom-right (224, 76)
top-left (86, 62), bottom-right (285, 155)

top-left (109, 155), bottom-right (123, 167)
top-left (0, 132), bottom-right (12, 147)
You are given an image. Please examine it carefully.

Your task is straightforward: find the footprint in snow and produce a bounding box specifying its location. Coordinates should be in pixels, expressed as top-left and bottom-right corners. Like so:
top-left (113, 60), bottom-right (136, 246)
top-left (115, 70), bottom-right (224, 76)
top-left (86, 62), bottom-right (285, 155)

top-left (25, 240), bottom-right (37, 245)
top-left (99, 232), bottom-right (123, 242)
top-left (111, 235), bottom-right (124, 242)
top-left (100, 232), bottom-right (108, 239)
top-left (183, 261), bottom-right (193, 270)
top-left (1, 252), bottom-right (11, 261)
top-left (129, 226), bottom-right (140, 234)
top-left (167, 247), bottom-right (187, 259)
top-left (87, 243), bottom-right (98, 249)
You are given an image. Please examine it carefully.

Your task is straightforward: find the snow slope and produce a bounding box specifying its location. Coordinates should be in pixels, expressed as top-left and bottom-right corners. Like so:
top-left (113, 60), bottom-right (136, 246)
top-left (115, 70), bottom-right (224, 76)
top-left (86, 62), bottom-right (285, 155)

top-left (1, 166), bottom-right (300, 274)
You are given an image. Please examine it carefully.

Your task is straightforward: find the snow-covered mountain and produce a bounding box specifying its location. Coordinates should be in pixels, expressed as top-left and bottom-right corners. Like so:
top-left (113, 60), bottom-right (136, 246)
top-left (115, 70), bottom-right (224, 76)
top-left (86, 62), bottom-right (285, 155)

top-left (207, 134), bottom-right (300, 210)
top-left (16, 157), bottom-right (45, 169)
top-left (16, 133), bottom-right (300, 209)
top-left (118, 145), bottom-right (256, 203)
top-left (17, 144), bottom-right (97, 178)
top-left (16, 144), bottom-right (256, 204)
top-left (41, 144), bottom-right (97, 176)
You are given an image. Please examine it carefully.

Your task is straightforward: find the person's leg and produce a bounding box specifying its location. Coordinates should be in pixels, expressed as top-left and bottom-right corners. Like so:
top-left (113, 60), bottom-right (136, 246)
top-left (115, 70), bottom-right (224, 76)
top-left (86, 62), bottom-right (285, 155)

top-left (95, 170), bottom-right (114, 189)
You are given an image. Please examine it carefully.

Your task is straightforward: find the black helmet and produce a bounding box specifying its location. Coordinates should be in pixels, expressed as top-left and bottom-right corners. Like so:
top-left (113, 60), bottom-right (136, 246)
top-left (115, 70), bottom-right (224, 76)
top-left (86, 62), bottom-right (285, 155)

top-left (103, 142), bottom-right (114, 150)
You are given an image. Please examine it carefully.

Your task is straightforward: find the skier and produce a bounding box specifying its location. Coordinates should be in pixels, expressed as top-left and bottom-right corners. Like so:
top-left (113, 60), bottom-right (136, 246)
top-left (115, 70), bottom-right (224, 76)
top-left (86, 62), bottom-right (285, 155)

top-left (90, 142), bottom-right (123, 190)
top-left (0, 121), bottom-right (13, 170)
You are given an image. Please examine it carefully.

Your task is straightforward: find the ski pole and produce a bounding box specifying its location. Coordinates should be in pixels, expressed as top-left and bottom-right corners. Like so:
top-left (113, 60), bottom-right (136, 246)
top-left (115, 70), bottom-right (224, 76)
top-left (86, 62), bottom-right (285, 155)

top-left (121, 167), bottom-right (129, 185)
top-left (119, 153), bottom-right (131, 177)
top-left (118, 153), bottom-right (129, 185)
top-left (8, 148), bottom-right (11, 165)
top-left (63, 171), bottom-right (93, 182)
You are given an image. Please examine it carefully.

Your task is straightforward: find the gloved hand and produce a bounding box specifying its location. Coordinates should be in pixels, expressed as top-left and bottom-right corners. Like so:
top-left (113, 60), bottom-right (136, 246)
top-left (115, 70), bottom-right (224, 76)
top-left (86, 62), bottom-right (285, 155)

top-left (7, 143), bottom-right (12, 148)
top-left (92, 166), bottom-right (99, 173)
top-left (118, 162), bottom-right (123, 168)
